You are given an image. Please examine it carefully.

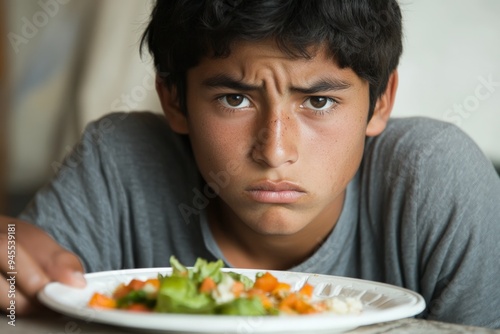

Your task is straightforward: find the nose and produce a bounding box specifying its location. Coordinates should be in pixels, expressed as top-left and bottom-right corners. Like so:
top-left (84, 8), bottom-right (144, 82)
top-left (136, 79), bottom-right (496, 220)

top-left (251, 109), bottom-right (298, 168)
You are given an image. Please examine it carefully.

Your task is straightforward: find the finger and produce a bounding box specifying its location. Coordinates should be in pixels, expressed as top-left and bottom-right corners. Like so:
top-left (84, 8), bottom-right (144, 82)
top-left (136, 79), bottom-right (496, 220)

top-left (0, 235), bottom-right (51, 300)
top-left (0, 230), bottom-right (50, 314)
top-left (0, 275), bottom-right (39, 317)
top-left (13, 221), bottom-right (86, 288)
top-left (44, 249), bottom-right (86, 288)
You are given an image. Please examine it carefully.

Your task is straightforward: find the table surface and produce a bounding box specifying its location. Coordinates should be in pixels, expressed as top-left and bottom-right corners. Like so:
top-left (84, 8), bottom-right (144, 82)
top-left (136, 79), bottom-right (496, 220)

top-left (2, 309), bottom-right (498, 334)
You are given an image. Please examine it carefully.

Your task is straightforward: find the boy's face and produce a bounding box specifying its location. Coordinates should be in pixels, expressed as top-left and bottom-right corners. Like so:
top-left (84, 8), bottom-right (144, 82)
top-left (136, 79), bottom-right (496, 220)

top-left (159, 40), bottom-right (393, 236)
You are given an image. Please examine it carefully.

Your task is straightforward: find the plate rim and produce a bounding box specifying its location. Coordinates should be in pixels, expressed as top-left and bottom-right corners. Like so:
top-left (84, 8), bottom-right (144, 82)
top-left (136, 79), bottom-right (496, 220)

top-left (38, 267), bottom-right (426, 333)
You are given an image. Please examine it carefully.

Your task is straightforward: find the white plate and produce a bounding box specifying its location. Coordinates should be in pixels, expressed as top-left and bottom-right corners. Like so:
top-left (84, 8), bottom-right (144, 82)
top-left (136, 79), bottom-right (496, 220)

top-left (38, 268), bottom-right (426, 333)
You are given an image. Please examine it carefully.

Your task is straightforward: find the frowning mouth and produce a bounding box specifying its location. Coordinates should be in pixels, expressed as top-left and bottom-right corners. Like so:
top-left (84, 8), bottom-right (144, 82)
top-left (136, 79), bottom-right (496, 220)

top-left (245, 180), bottom-right (306, 204)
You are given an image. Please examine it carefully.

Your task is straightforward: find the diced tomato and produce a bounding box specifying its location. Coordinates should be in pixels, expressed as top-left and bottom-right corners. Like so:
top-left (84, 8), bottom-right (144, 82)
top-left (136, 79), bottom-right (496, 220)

top-left (125, 303), bottom-right (152, 312)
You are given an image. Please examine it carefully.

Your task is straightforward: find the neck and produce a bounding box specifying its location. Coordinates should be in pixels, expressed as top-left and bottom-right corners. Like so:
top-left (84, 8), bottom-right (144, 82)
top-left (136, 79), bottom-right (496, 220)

top-left (207, 191), bottom-right (345, 270)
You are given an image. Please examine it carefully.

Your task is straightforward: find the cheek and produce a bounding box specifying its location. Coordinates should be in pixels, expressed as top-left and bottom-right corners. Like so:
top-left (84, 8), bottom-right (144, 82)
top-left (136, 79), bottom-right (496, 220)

top-left (188, 118), bottom-right (246, 179)
top-left (312, 118), bottom-right (367, 187)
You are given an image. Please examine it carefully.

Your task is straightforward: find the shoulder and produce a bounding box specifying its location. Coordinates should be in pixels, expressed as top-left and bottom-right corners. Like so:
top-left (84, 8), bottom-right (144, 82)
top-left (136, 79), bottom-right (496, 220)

top-left (364, 117), bottom-right (489, 178)
top-left (366, 117), bottom-right (465, 160)
top-left (84, 111), bottom-right (170, 144)
top-left (362, 116), bottom-right (500, 223)
top-left (360, 116), bottom-right (500, 226)
top-left (75, 111), bottom-right (198, 188)
top-left (82, 111), bottom-right (191, 160)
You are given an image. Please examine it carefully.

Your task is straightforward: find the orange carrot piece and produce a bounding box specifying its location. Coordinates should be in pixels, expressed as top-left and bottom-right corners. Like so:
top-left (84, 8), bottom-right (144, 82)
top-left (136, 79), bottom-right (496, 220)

top-left (199, 277), bottom-right (216, 293)
top-left (112, 283), bottom-right (132, 299)
top-left (246, 288), bottom-right (262, 297)
top-left (231, 281), bottom-right (245, 297)
top-left (271, 282), bottom-right (291, 297)
top-left (247, 289), bottom-right (273, 309)
top-left (279, 293), bottom-right (298, 310)
top-left (253, 272), bottom-right (279, 292)
top-left (298, 283), bottom-right (314, 297)
top-left (294, 299), bottom-right (315, 314)
top-left (144, 278), bottom-right (160, 290)
top-left (256, 294), bottom-right (273, 309)
top-left (88, 293), bottom-right (117, 309)
top-left (128, 279), bottom-right (146, 291)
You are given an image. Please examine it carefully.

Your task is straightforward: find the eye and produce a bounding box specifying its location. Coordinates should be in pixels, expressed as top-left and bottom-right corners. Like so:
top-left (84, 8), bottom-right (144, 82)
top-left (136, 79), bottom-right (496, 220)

top-left (219, 94), bottom-right (251, 109)
top-left (302, 96), bottom-right (336, 111)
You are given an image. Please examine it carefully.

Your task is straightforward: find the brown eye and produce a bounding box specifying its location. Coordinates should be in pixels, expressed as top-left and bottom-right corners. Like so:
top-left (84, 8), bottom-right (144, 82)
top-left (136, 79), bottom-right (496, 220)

top-left (309, 97), bottom-right (328, 109)
top-left (226, 95), bottom-right (244, 107)
top-left (302, 96), bottom-right (336, 111)
top-left (219, 94), bottom-right (250, 109)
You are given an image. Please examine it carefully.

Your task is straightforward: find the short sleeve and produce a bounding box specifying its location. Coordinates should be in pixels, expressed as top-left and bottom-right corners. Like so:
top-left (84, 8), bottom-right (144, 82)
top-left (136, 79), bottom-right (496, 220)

top-left (19, 115), bottom-right (126, 272)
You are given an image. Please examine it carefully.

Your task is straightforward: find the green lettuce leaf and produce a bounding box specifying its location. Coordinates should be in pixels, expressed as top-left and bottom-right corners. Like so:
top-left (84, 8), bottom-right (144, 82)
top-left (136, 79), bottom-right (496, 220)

top-left (169, 256), bottom-right (188, 277)
top-left (216, 297), bottom-right (267, 316)
top-left (191, 258), bottom-right (224, 284)
top-left (155, 275), bottom-right (215, 314)
top-left (227, 272), bottom-right (254, 290)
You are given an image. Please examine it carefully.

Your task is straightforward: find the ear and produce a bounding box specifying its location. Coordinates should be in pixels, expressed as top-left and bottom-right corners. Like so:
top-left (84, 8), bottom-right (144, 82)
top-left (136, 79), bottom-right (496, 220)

top-left (156, 75), bottom-right (189, 134)
top-left (366, 70), bottom-right (399, 137)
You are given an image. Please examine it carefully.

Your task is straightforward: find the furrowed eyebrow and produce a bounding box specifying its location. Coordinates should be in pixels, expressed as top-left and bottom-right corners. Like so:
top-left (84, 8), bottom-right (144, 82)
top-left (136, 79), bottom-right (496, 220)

top-left (202, 74), bottom-right (260, 91)
top-left (202, 74), bottom-right (351, 93)
top-left (290, 78), bottom-right (351, 94)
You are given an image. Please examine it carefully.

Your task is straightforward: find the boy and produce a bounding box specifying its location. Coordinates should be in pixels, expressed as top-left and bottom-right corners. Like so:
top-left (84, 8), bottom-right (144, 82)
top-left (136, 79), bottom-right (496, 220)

top-left (1, 0), bottom-right (500, 328)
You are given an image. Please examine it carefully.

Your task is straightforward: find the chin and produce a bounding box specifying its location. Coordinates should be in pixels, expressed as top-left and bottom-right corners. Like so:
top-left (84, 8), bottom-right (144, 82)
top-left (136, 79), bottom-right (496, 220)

top-left (244, 216), bottom-right (307, 236)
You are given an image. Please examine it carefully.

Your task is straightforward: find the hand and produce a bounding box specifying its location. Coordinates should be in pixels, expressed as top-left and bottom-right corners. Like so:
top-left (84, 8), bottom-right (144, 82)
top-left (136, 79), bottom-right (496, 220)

top-left (0, 216), bottom-right (86, 315)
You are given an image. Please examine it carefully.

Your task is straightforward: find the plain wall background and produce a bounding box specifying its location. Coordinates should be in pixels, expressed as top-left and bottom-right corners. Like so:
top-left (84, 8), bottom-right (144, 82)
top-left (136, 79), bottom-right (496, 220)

top-left (4, 0), bottom-right (500, 205)
top-left (394, 0), bottom-right (500, 165)
top-left (6, 0), bottom-right (162, 192)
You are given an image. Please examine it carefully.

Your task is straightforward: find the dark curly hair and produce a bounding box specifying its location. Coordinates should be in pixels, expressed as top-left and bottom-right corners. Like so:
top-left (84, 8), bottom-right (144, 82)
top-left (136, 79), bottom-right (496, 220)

top-left (141, 0), bottom-right (403, 118)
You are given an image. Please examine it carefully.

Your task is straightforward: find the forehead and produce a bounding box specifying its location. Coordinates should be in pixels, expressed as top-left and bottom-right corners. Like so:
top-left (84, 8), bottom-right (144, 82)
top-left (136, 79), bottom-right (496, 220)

top-left (190, 39), bottom-right (365, 87)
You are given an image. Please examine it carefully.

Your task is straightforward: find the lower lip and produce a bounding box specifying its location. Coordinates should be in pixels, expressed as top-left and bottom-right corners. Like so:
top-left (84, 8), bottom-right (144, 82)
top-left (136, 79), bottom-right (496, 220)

top-left (246, 190), bottom-right (305, 204)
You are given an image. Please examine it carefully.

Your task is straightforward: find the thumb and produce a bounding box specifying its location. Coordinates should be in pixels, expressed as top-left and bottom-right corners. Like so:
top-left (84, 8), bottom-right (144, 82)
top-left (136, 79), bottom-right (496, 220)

top-left (44, 249), bottom-right (87, 288)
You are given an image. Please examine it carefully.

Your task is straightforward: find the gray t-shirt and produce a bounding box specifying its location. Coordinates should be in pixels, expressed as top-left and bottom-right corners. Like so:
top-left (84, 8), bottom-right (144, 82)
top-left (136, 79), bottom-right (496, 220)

top-left (20, 112), bottom-right (500, 328)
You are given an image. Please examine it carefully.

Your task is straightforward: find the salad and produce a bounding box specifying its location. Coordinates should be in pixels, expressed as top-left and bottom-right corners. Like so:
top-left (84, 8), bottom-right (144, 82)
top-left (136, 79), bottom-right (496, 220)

top-left (88, 256), bottom-right (362, 316)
